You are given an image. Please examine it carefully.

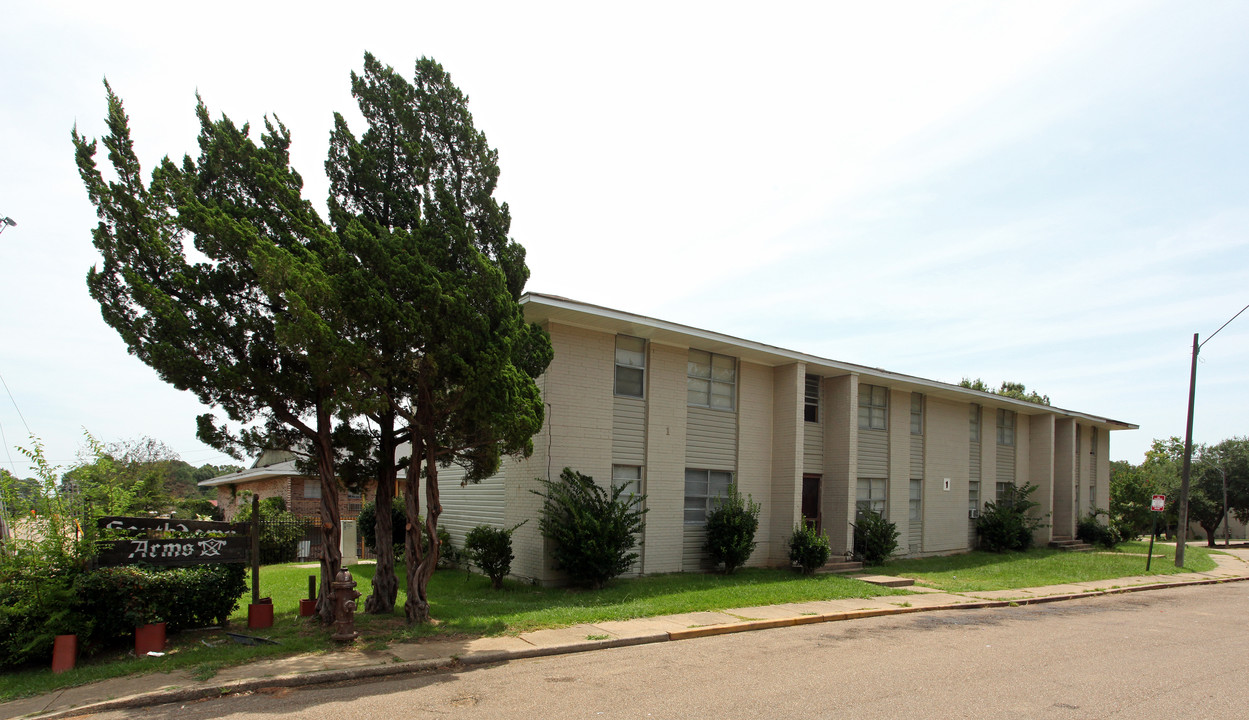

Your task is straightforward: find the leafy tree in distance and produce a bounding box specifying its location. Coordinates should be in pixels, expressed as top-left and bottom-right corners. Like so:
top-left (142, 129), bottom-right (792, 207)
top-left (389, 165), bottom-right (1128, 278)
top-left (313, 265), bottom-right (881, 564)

top-left (959, 378), bottom-right (1051, 406)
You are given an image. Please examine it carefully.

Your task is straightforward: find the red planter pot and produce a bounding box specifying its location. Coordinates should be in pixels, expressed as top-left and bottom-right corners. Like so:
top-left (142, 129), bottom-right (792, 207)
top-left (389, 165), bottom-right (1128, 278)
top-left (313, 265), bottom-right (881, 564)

top-left (135, 622), bottom-right (166, 656)
top-left (248, 598), bottom-right (274, 629)
top-left (299, 598), bottom-right (317, 617)
top-left (52, 634), bottom-right (77, 673)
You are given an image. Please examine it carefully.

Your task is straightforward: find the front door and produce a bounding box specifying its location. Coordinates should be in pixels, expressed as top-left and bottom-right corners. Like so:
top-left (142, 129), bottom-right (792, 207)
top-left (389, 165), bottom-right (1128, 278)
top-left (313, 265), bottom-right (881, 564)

top-left (802, 474), bottom-right (821, 533)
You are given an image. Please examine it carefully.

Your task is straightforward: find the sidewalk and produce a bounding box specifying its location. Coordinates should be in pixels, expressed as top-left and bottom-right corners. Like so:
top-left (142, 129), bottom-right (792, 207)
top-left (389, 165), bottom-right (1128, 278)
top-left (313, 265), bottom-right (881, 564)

top-left (7, 548), bottom-right (1248, 720)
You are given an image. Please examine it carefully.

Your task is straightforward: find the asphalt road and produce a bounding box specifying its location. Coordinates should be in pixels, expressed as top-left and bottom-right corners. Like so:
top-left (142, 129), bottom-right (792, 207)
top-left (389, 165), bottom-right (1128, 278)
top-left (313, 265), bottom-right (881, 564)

top-left (98, 582), bottom-right (1248, 720)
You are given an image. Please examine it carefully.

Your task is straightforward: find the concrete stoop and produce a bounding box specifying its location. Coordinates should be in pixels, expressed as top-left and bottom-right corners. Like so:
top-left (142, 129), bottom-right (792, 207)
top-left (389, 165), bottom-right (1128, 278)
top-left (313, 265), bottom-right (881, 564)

top-left (1049, 537), bottom-right (1094, 552)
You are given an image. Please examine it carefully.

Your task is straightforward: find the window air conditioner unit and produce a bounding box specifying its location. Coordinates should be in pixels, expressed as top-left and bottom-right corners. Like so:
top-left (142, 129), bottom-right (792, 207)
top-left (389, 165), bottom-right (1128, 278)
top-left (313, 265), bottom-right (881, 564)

top-left (968, 508), bottom-right (980, 519)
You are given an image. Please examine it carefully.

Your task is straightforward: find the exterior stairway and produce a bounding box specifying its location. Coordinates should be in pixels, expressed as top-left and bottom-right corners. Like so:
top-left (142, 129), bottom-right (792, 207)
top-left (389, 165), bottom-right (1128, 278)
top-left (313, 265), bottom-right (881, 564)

top-left (1049, 536), bottom-right (1093, 552)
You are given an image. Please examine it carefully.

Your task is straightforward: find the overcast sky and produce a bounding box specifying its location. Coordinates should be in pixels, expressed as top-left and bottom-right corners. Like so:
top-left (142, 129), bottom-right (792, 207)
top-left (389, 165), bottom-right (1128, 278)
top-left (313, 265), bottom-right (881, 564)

top-left (1, 1), bottom-right (1246, 477)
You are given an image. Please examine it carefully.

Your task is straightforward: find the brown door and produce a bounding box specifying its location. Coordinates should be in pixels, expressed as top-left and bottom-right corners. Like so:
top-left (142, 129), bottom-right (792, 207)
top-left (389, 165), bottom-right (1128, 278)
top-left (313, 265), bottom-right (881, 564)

top-left (802, 475), bottom-right (822, 533)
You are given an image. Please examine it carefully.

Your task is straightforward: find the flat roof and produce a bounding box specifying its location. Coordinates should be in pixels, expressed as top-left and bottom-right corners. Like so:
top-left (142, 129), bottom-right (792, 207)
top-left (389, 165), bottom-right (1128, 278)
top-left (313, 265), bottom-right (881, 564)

top-left (521, 292), bottom-right (1137, 431)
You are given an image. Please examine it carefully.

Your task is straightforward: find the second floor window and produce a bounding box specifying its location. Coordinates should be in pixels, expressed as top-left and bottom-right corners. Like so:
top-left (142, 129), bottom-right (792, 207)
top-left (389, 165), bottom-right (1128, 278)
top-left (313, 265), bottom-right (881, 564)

top-left (804, 375), bottom-right (820, 422)
top-left (997, 409), bottom-right (1016, 446)
top-left (859, 384), bottom-right (887, 430)
top-left (688, 349), bottom-right (736, 410)
top-left (615, 335), bottom-right (645, 398)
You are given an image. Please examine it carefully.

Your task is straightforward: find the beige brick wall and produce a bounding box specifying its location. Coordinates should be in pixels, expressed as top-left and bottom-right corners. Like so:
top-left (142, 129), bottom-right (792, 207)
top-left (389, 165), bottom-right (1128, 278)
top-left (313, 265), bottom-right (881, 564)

top-left (921, 396), bottom-right (971, 554)
top-left (1096, 429), bottom-right (1111, 512)
top-left (769, 363), bottom-right (803, 565)
top-left (737, 359), bottom-right (775, 567)
top-left (822, 374), bottom-right (857, 555)
top-left (643, 341), bottom-right (689, 574)
top-left (506, 322), bottom-right (614, 582)
top-left (1027, 413), bottom-right (1055, 545)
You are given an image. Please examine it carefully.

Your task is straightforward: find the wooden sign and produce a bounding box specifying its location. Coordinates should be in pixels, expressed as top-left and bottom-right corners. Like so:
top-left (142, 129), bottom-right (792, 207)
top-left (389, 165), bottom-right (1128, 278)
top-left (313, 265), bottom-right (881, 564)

top-left (95, 515), bottom-right (250, 567)
top-left (97, 537), bottom-right (250, 566)
top-left (97, 516), bottom-right (247, 534)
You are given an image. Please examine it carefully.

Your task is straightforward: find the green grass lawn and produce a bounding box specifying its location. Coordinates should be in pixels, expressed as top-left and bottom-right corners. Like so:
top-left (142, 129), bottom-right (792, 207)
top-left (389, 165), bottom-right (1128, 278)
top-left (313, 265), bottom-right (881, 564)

top-left (0, 564), bottom-right (901, 702)
top-left (874, 544), bottom-right (1218, 593)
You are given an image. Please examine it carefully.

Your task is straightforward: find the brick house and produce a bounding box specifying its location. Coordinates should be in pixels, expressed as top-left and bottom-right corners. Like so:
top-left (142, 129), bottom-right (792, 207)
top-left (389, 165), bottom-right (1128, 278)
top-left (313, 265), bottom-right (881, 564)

top-left (201, 449), bottom-right (370, 522)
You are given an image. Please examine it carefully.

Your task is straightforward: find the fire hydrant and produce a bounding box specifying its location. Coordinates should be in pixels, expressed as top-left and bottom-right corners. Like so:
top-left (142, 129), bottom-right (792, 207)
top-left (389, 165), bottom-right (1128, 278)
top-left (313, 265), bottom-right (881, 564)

top-left (329, 568), bottom-right (360, 643)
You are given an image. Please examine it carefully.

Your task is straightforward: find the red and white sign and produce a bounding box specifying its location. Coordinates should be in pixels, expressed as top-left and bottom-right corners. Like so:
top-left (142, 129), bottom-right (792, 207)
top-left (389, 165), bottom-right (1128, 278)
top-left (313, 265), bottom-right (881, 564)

top-left (1151, 495), bottom-right (1166, 512)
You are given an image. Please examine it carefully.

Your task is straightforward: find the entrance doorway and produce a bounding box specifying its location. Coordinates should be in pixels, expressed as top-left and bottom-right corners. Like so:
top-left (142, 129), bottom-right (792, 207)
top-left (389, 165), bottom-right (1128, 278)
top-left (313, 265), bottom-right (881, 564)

top-left (802, 474), bottom-right (822, 534)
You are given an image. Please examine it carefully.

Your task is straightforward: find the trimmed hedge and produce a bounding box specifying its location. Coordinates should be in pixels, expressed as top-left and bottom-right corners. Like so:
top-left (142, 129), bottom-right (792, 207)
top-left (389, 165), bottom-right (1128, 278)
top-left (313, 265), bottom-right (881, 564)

top-left (0, 562), bottom-right (247, 669)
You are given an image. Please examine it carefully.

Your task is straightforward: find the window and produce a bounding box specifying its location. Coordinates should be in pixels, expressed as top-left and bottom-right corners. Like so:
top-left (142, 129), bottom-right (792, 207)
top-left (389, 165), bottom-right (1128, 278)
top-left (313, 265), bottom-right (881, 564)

top-left (969, 480), bottom-right (980, 514)
top-left (612, 465), bottom-right (643, 500)
top-left (303, 480), bottom-right (321, 499)
top-left (804, 374), bottom-right (820, 423)
top-left (996, 409), bottom-right (1015, 446)
top-left (687, 350), bottom-right (736, 410)
top-left (614, 335), bottom-right (645, 398)
top-left (910, 393), bottom-right (924, 435)
top-left (858, 384), bottom-right (887, 430)
top-left (909, 479), bottom-right (922, 522)
top-left (1091, 427), bottom-right (1099, 456)
top-left (856, 478), bottom-right (886, 517)
top-left (969, 404), bottom-right (981, 443)
top-left (347, 489), bottom-right (362, 500)
top-left (996, 481), bottom-right (1013, 505)
top-left (684, 469), bottom-right (733, 524)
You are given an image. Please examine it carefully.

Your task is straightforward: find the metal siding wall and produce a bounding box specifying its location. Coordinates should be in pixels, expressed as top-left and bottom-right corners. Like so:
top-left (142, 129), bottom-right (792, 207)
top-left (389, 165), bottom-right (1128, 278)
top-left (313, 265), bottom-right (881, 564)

top-left (969, 440), bottom-right (981, 547)
top-left (858, 429), bottom-right (889, 476)
top-left (996, 442), bottom-right (1016, 484)
top-left (612, 396), bottom-right (646, 465)
top-left (437, 464), bottom-right (506, 550)
top-left (686, 407), bottom-right (737, 470)
top-left (682, 526), bottom-right (713, 571)
top-left (803, 422), bottom-right (824, 474)
top-left (910, 435), bottom-right (924, 478)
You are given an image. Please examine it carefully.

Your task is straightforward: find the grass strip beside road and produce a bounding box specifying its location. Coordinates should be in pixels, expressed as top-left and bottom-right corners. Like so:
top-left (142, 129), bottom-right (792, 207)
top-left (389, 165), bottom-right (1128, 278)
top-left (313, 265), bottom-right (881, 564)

top-left (875, 544), bottom-right (1218, 593)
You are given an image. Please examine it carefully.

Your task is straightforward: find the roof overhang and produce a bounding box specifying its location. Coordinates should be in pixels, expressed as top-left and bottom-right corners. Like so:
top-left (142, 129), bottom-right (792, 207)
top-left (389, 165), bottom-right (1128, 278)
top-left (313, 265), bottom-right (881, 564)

top-left (521, 292), bottom-right (1138, 431)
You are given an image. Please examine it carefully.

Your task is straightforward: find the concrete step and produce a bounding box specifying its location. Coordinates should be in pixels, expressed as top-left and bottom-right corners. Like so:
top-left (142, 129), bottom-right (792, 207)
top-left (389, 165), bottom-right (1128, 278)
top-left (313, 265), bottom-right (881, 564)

top-left (815, 560), bottom-right (864, 574)
top-left (1049, 538), bottom-right (1094, 552)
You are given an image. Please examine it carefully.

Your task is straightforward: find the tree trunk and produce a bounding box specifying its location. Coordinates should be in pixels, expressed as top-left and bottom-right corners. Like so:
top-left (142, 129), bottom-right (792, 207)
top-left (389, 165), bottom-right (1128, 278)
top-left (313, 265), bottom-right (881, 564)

top-left (366, 412), bottom-right (398, 614)
top-left (313, 405), bottom-right (343, 625)
top-left (403, 427), bottom-right (426, 624)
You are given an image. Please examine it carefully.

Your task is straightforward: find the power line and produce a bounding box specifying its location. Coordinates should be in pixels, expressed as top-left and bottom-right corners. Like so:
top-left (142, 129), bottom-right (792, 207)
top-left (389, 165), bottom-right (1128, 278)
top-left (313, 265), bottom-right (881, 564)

top-left (0, 371), bottom-right (32, 436)
top-left (1200, 301), bottom-right (1249, 349)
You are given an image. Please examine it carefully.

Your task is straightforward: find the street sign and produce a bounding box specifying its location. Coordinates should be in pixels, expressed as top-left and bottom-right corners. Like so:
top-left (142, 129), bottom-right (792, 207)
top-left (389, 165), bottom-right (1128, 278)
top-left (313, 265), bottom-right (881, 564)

top-left (1151, 495), bottom-right (1166, 512)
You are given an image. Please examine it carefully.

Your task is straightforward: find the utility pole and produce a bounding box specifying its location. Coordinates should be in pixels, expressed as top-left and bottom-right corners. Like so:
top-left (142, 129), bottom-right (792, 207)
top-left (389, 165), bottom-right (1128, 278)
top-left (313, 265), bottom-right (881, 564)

top-left (1175, 333), bottom-right (1198, 568)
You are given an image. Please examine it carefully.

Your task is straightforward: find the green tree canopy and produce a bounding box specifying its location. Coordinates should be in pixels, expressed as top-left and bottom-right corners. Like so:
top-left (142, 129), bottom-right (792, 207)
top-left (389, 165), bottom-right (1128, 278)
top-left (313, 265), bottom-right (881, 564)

top-left (959, 378), bottom-right (1051, 405)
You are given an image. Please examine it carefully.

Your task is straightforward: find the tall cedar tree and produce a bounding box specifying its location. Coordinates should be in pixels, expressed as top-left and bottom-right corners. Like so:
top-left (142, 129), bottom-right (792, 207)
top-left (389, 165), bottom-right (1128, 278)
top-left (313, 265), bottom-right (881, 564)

top-left (73, 84), bottom-right (355, 623)
top-left (274, 54), bottom-right (551, 623)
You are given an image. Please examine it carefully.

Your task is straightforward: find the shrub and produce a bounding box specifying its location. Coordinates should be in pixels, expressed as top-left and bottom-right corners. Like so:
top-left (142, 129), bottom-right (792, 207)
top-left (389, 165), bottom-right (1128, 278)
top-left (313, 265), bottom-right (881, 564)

top-left (703, 484), bottom-right (761, 574)
top-left (463, 522), bottom-right (525, 589)
top-left (534, 468), bottom-right (647, 589)
top-left (358, 501), bottom-right (456, 567)
top-left (1076, 509), bottom-right (1118, 548)
top-left (788, 524), bottom-right (831, 575)
top-left (977, 481), bottom-right (1047, 552)
top-left (852, 509), bottom-right (899, 565)
top-left (73, 564), bottom-right (247, 641)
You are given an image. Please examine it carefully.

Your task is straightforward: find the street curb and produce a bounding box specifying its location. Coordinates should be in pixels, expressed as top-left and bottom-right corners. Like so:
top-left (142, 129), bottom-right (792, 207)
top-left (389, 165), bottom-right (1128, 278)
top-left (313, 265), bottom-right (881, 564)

top-left (21, 573), bottom-right (1249, 719)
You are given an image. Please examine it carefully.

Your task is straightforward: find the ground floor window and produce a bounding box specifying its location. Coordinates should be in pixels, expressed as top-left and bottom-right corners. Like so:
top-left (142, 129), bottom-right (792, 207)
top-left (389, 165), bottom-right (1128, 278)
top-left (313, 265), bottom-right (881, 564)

top-left (684, 468), bottom-right (732, 524)
top-left (612, 465), bottom-right (643, 501)
top-left (995, 481), bottom-right (1013, 506)
top-left (969, 480), bottom-right (980, 516)
top-left (303, 479), bottom-right (321, 499)
top-left (857, 477), bottom-right (886, 517)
